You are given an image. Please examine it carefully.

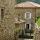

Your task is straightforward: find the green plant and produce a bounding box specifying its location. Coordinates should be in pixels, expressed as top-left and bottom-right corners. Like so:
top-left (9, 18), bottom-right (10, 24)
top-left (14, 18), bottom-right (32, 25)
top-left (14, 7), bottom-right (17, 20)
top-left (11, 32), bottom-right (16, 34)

top-left (36, 18), bottom-right (40, 27)
top-left (36, 16), bottom-right (40, 27)
top-left (36, 16), bottom-right (40, 22)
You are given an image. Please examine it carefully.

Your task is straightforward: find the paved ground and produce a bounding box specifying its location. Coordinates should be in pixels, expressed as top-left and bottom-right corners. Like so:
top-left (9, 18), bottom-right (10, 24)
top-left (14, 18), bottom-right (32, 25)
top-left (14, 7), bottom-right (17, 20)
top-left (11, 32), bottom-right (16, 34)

top-left (24, 39), bottom-right (34, 40)
top-left (18, 38), bottom-right (34, 40)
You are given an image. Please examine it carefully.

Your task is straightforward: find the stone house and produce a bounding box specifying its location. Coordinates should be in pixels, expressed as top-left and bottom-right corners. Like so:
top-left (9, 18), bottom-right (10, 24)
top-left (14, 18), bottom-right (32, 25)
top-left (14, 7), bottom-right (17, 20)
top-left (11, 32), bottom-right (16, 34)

top-left (0, 0), bottom-right (40, 40)
top-left (15, 1), bottom-right (40, 40)
top-left (15, 1), bottom-right (40, 30)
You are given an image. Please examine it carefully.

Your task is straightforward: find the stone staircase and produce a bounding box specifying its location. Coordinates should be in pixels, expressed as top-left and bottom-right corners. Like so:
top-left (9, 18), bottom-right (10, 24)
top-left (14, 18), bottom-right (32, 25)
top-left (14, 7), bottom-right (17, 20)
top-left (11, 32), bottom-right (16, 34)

top-left (19, 29), bottom-right (34, 39)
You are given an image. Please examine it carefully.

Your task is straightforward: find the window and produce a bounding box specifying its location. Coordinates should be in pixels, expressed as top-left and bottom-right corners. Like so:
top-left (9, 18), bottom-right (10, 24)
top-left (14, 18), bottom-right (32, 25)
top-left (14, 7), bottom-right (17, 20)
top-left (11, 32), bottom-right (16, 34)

top-left (1, 8), bottom-right (4, 20)
top-left (25, 12), bottom-right (31, 19)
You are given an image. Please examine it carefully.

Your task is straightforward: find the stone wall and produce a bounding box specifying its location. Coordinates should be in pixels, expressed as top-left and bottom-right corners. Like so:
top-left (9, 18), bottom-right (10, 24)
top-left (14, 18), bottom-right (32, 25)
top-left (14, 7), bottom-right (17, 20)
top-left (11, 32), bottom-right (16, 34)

top-left (0, 0), bottom-right (16, 40)
top-left (36, 8), bottom-right (40, 17)
top-left (34, 28), bottom-right (40, 40)
top-left (34, 24), bottom-right (40, 40)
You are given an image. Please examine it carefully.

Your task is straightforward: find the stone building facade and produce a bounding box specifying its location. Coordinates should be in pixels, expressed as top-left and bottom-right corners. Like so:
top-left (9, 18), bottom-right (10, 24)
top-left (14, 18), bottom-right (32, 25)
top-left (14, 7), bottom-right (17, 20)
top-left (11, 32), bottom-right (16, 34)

top-left (15, 1), bottom-right (40, 30)
top-left (0, 0), bottom-right (40, 40)
top-left (0, 0), bottom-right (16, 40)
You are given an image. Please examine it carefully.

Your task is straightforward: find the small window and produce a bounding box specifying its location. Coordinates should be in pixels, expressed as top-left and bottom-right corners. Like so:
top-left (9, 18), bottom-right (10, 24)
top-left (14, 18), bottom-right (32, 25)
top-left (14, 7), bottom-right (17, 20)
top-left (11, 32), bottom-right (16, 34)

top-left (1, 8), bottom-right (4, 20)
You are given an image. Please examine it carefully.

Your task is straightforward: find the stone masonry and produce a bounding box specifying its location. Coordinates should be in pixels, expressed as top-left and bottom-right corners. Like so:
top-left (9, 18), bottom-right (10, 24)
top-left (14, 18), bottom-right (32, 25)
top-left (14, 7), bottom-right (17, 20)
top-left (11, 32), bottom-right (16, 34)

top-left (0, 0), bottom-right (16, 40)
top-left (0, 0), bottom-right (40, 40)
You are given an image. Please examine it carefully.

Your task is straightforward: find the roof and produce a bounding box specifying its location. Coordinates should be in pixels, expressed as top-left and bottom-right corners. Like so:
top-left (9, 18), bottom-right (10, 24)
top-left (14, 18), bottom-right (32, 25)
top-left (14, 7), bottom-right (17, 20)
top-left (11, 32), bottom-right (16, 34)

top-left (15, 1), bottom-right (40, 9)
